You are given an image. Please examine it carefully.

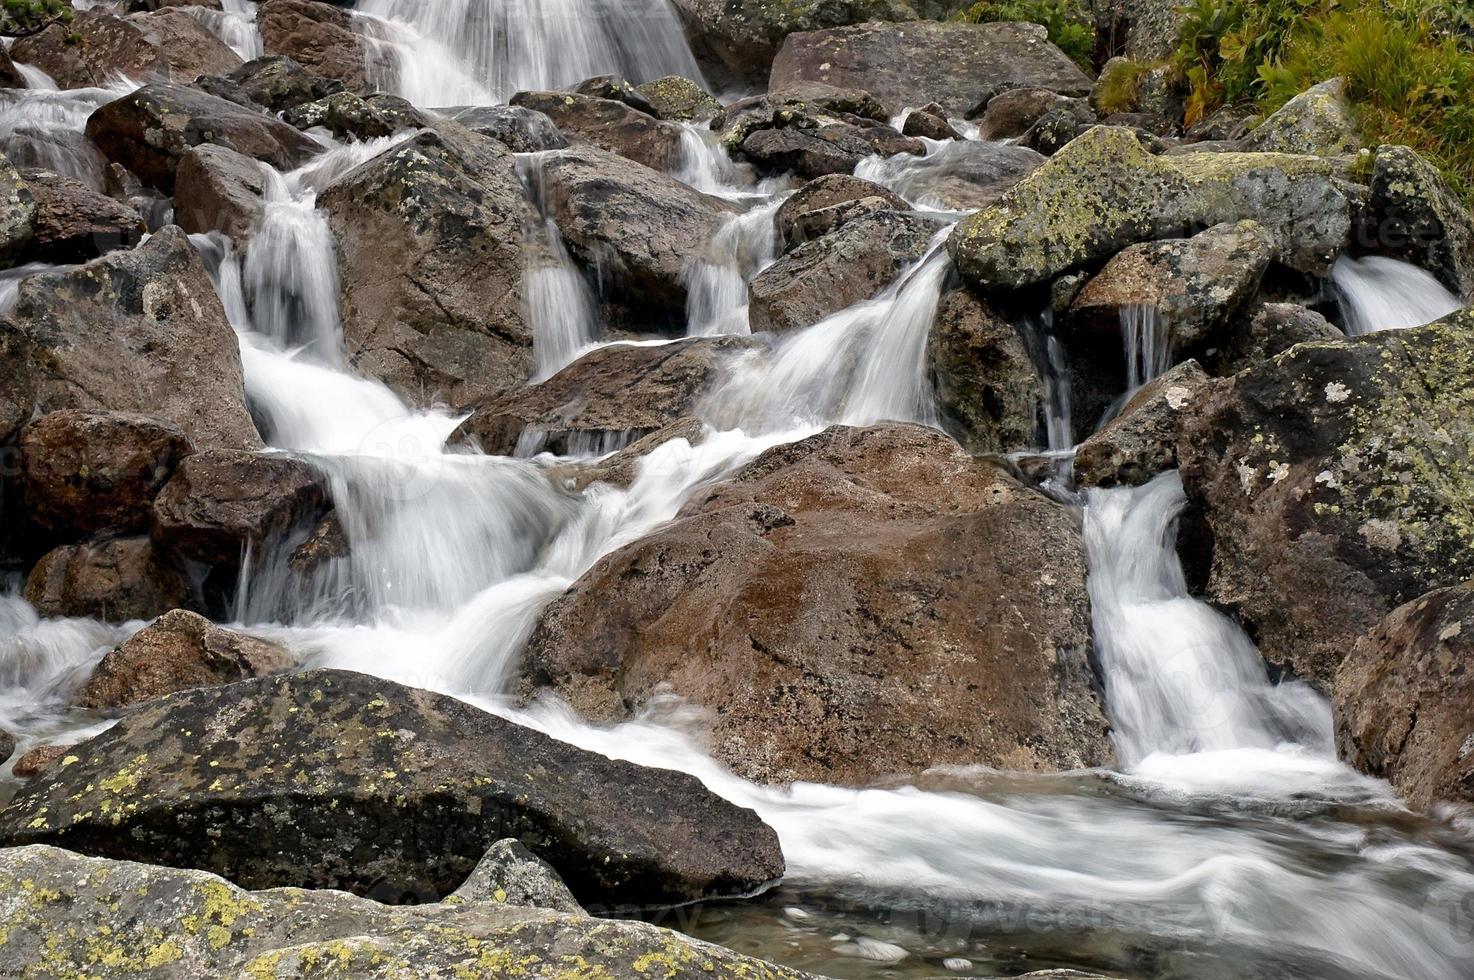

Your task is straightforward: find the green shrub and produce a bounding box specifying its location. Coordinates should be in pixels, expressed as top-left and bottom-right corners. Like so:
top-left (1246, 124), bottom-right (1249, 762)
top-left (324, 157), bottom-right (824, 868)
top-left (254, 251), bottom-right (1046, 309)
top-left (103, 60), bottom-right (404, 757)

top-left (1, 0), bottom-right (71, 36)
top-left (954, 0), bottom-right (1096, 69)
top-left (1093, 57), bottom-right (1152, 115)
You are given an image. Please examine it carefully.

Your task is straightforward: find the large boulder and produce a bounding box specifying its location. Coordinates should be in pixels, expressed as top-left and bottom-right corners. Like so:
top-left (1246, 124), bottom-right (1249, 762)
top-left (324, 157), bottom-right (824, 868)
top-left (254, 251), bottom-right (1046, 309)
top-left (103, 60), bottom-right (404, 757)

top-left (0, 227), bottom-right (260, 449)
top-left (449, 104), bottom-right (568, 152)
top-left (1177, 312), bottom-right (1474, 689)
top-left (1358, 144), bottom-right (1474, 299)
top-left (0, 845), bottom-right (811, 978)
top-left (927, 286), bottom-right (1043, 455)
top-left (77, 609), bottom-right (292, 709)
top-left (670, 0), bottom-right (916, 88)
top-left (126, 6), bottom-right (243, 82)
top-left (0, 670), bottom-right (786, 910)
top-left (1065, 220), bottom-right (1277, 361)
top-left (949, 126), bottom-right (1353, 290)
top-left (509, 91), bottom-right (685, 171)
top-left (282, 90), bottom-right (428, 141)
top-left (749, 209), bottom-right (940, 333)
top-left (0, 154), bottom-right (36, 265)
top-left (214, 54), bottom-right (345, 114)
top-left (23, 536), bottom-right (192, 622)
top-left (18, 167), bottom-right (146, 263)
top-left (257, 0), bottom-right (370, 94)
top-left (1074, 359), bottom-right (1210, 488)
top-left (171, 142), bottom-right (267, 247)
top-left (774, 173), bottom-right (906, 245)
top-left (150, 449), bottom-right (329, 566)
top-left (1243, 78), bottom-right (1363, 157)
top-left (636, 74), bottom-right (722, 122)
top-left (977, 87), bottom-right (1092, 141)
top-left (1335, 583), bottom-right (1474, 808)
top-left (522, 423), bottom-right (1113, 785)
top-left (84, 82), bottom-right (320, 193)
top-left (19, 410), bottom-right (193, 541)
top-left (10, 9), bottom-right (166, 90)
top-left (460, 337), bottom-right (751, 456)
top-left (736, 120), bottom-right (922, 180)
top-left (320, 125), bottom-right (539, 406)
top-left (769, 21), bottom-right (1093, 117)
top-left (529, 145), bottom-right (737, 326)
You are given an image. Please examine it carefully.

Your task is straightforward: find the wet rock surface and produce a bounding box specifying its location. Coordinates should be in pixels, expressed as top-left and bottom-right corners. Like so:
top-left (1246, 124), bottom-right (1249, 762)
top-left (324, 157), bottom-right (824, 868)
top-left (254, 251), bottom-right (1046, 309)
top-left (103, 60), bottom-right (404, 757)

top-left (24, 536), bottom-right (193, 622)
top-left (257, 0), bottom-right (370, 93)
top-left (1075, 360), bottom-right (1210, 488)
top-left (523, 423), bottom-right (1113, 786)
top-left (510, 90), bottom-right (686, 171)
top-left (927, 286), bottom-right (1043, 455)
top-left (0, 669), bottom-right (786, 910)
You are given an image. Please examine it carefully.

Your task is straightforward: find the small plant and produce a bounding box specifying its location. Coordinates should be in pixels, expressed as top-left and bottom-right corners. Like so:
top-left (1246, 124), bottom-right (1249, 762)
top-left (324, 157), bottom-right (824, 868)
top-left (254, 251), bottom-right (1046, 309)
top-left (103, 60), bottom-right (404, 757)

top-left (954, 0), bottom-right (1096, 69)
top-left (1094, 58), bottom-right (1152, 115)
top-left (0, 0), bottom-right (71, 38)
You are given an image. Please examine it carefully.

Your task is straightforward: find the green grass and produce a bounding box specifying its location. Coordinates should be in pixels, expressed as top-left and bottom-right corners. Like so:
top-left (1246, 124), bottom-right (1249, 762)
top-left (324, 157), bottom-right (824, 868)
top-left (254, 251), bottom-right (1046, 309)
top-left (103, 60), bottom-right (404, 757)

top-left (953, 0), bottom-right (1096, 69)
top-left (1173, 0), bottom-right (1474, 201)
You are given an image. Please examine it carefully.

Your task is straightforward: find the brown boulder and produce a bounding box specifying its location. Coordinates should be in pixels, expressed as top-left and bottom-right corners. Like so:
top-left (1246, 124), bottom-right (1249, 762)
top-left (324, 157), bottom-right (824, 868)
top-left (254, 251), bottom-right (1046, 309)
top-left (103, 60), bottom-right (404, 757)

top-left (320, 125), bottom-right (539, 406)
top-left (1075, 360), bottom-right (1210, 488)
top-left (10, 9), bottom-right (166, 90)
top-left (257, 0), bottom-right (369, 94)
top-left (12, 745), bottom-right (66, 779)
top-left (977, 88), bottom-right (1091, 141)
top-left (85, 82), bottom-right (320, 193)
top-left (773, 173), bottom-right (906, 246)
top-left (172, 143), bottom-right (268, 247)
top-left (24, 537), bottom-right (192, 622)
top-left (509, 91), bottom-right (685, 172)
top-left (18, 168), bottom-right (146, 263)
top-left (19, 410), bottom-right (193, 541)
top-left (126, 7), bottom-right (243, 82)
top-left (1335, 583), bottom-right (1474, 808)
top-left (151, 449), bottom-right (329, 567)
top-left (460, 337), bottom-right (752, 456)
top-left (522, 423), bottom-right (1113, 785)
top-left (769, 21), bottom-right (1093, 117)
top-left (927, 286), bottom-right (1042, 456)
top-left (748, 209), bottom-right (940, 333)
top-left (0, 227), bottom-right (260, 450)
top-left (78, 609), bottom-right (293, 710)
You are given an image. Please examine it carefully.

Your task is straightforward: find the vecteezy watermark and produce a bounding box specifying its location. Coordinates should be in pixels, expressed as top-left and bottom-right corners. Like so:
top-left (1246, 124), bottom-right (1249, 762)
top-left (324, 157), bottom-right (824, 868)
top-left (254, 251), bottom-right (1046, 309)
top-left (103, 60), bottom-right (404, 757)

top-left (1418, 879), bottom-right (1474, 959)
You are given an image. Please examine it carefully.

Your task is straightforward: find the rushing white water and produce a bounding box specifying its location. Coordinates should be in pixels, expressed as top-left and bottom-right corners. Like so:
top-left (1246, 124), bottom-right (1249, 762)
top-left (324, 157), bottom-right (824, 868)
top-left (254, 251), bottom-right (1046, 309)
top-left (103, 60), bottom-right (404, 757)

top-left (244, 166), bottom-right (344, 364)
top-left (352, 0), bottom-right (704, 107)
top-left (184, 0), bottom-right (263, 61)
top-left (1121, 302), bottom-right (1170, 392)
top-left (1332, 254), bottom-right (1462, 334)
top-left (684, 199), bottom-right (783, 338)
top-left (0, 75), bottom-right (138, 188)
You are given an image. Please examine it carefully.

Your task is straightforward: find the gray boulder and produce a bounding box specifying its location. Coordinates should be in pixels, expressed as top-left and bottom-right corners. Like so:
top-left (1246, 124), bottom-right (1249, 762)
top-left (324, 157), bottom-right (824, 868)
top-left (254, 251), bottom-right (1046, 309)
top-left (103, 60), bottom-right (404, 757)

top-left (172, 143), bottom-right (268, 248)
top-left (1075, 359), bottom-right (1211, 488)
top-left (1358, 144), bottom-right (1474, 298)
top-left (927, 286), bottom-right (1043, 455)
top-left (509, 91), bottom-right (686, 171)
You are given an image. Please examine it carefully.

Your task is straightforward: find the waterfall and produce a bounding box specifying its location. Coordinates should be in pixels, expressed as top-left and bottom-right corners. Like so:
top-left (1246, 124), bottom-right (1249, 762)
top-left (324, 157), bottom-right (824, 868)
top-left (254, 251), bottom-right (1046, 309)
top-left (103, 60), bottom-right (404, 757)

top-left (0, 76), bottom-right (138, 188)
top-left (517, 153), bottom-right (602, 378)
top-left (1120, 302), bottom-right (1169, 392)
top-left (1083, 472), bottom-right (1331, 765)
top-left (1332, 255), bottom-right (1462, 334)
top-left (352, 0), bottom-right (704, 107)
top-left (683, 200), bottom-right (783, 338)
top-left (186, 0), bottom-right (263, 61)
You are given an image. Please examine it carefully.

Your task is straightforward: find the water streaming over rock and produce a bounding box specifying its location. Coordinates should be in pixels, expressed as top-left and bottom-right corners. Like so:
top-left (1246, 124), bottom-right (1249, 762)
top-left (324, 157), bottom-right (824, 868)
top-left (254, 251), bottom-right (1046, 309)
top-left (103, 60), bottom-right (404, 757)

top-left (1332, 254), bottom-right (1462, 334)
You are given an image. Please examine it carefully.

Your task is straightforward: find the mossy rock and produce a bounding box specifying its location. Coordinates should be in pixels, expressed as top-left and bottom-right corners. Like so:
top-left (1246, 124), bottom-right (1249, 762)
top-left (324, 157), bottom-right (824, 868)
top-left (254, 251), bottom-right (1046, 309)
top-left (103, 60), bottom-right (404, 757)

top-left (1244, 78), bottom-right (1364, 157)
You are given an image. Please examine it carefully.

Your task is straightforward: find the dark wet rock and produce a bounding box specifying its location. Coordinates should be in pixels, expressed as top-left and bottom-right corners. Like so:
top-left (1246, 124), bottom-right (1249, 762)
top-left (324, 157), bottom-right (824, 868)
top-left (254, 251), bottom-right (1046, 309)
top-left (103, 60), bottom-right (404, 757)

top-left (172, 143), bottom-right (267, 248)
top-left (215, 54), bottom-right (344, 113)
top-left (570, 75), bottom-right (657, 116)
top-left (18, 167), bottom-right (146, 263)
top-left (11, 746), bottom-right (65, 779)
top-left (284, 91), bottom-right (429, 141)
top-left (738, 122), bottom-right (915, 180)
top-left (451, 839), bottom-right (583, 914)
top-left (636, 74), bottom-right (722, 122)
top-left (522, 423), bottom-right (1113, 786)
top-left (770, 21), bottom-right (1092, 118)
top-left (0, 154), bottom-right (35, 265)
top-left (0, 227), bottom-right (260, 449)
top-left (1065, 220), bottom-right (1277, 361)
top-left (872, 140), bottom-right (1045, 211)
top-left (1075, 360), bottom-right (1210, 488)
top-left (950, 127), bottom-right (1353, 291)
top-left (1244, 78), bottom-right (1363, 157)
top-left (774, 173), bottom-right (906, 246)
top-left (1217, 302), bottom-right (1345, 371)
top-left (510, 91), bottom-right (686, 171)
top-left (85, 82), bottom-right (320, 193)
top-left (711, 86), bottom-right (889, 151)
top-left (320, 124), bottom-right (539, 406)
top-left (670, 0), bottom-right (916, 88)
top-left (977, 87), bottom-right (1091, 141)
top-left (1177, 312), bottom-right (1474, 689)
top-left (10, 9), bottom-right (166, 91)
top-left (1335, 582), bottom-right (1474, 808)
top-left (0, 844), bottom-right (810, 978)
top-left (530, 144), bottom-right (736, 324)
top-left (19, 410), bottom-right (193, 542)
top-left (901, 104), bottom-right (960, 141)
top-left (1018, 105), bottom-right (1095, 155)
top-left (0, 43), bottom-right (22, 89)
top-left (460, 337), bottom-right (752, 456)
top-left (0, 669), bottom-right (786, 909)
top-left (927, 286), bottom-right (1043, 455)
top-left (0, 731), bottom-right (13, 766)
top-left (126, 6), bottom-right (243, 82)
top-left (1358, 144), bottom-right (1474, 298)
top-left (24, 536), bottom-right (192, 622)
top-left (151, 449), bottom-right (328, 567)
top-left (749, 209), bottom-right (938, 333)
top-left (450, 105), bottom-right (568, 152)
top-left (77, 609), bottom-right (293, 710)
top-left (257, 0), bottom-right (369, 94)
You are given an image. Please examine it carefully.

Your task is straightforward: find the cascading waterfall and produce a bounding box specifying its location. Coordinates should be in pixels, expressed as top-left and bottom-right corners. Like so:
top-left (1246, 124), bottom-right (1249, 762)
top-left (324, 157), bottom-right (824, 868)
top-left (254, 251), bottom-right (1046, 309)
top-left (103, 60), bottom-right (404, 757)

top-left (1120, 302), bottom-right (1170, 392)
top-left (183, 0), bottom-right (263, 61)
top-left (352, 0), bottom-right (704, 107)
top-left (1332, 254), bottom-right (1462, 334)
top-left (683, 199), bottom-right (783, 338)
top-left (517, 152), bottom-right (602, 377)
top-left (0, 75), bottom-right (137, 187)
